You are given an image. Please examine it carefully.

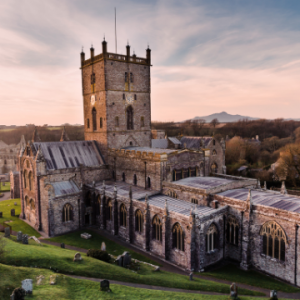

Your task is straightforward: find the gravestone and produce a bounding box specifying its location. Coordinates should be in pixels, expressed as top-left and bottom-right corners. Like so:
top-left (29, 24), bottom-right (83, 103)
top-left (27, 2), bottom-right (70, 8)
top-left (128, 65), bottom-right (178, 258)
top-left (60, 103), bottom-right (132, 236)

top-left (36, 275), bottom-right (45, 285)
top-left (80, 232), bottom-right (92, 239)
top-left (189, 272), bottom-right (193, 281)
top-left (49, 275), bottom-right (57, 285)
top-left (230, 282), bottom-right (238, 299)
top-left (22, 234), bottom-right (28, 245)
top-left (115, 255), bottom-right (123, 266)
top-left (122, 252), bottom-right (131, 267)
top-left (17, 231), bottom-right (23, 242)
top-left (22, 279), bottom-right (33, 295)
top-left (0, 212), bottom-right (2, 218)
top-left (4, 227), bottom-right (10, 237)
top-left (61, 243), bottom-right (65, 248)
top-left (100, 279), bottom-right (110, 292)
top-left (14, 202), bottom-right (17, 206)
top-left (101, 241), bottom-right (106, 251)
top-left (270, 290), bottom-right (278, 300)
top-left (11, 209), bottom-right (15, 216)
top-left (73, 252), bottom-right (82, 262)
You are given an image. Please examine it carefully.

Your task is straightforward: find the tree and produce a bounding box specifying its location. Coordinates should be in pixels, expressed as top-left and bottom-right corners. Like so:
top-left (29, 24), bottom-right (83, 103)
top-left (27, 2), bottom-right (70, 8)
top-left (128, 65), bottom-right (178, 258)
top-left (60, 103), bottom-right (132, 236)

top-left (210, 118), bottom-right (220, 129)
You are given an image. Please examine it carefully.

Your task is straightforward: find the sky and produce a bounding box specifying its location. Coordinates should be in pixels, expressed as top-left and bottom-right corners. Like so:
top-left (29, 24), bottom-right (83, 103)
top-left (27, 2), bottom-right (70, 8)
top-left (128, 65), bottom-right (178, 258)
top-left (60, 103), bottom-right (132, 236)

top-left (1, 0), bottom-right (300, 125)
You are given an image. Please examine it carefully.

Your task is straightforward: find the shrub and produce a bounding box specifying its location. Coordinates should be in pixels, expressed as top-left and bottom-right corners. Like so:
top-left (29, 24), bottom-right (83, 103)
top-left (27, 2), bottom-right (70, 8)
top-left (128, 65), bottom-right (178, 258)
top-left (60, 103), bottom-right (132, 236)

top-left (12, 287), bottom-right (26, 300)
top-left (87, 249), bottom-right (110, 263)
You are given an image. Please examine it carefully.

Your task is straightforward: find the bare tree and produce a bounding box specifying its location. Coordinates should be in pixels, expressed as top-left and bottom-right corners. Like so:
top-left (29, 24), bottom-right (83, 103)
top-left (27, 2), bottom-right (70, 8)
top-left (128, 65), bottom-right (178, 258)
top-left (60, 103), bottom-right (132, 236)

top-left (210, 118), bottom-right (220, 128)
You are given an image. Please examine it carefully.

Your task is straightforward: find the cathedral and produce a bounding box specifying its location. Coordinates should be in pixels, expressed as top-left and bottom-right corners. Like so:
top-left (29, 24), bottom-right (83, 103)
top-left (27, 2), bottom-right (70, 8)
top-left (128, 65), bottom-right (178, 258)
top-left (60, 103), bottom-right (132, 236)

top-left (11, 40), bottom-right (300, 287)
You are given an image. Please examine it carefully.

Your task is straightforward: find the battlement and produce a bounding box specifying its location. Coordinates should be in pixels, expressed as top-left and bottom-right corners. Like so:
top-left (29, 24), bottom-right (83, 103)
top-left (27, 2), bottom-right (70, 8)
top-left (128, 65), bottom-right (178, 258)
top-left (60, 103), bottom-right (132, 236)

top-left (80, 39), bottom-right (151, 68)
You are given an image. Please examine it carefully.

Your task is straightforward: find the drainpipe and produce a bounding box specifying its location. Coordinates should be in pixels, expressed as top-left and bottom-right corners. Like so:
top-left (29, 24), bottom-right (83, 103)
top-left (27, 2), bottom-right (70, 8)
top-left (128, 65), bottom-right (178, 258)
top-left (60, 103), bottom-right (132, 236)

top-left (295, 224), bottom-right (298, 286)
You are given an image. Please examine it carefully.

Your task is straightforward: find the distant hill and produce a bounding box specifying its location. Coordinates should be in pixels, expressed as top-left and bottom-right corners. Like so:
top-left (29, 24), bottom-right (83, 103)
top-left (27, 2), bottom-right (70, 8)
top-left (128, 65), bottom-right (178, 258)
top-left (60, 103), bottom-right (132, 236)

top-left (191, 112), bottom-right (259, 123)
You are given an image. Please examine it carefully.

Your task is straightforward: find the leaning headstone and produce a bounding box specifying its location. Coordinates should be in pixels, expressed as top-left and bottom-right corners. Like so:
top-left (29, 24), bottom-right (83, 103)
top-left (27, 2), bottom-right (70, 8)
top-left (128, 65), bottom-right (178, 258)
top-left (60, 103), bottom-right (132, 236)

top-left (100, 279), bottom-right (110, 292)
top-left (189, 272), bottom-right (193, 281)
top-left (73, 252), bottom-right (82, 262)
top-left (11, 287), bottom-right (25, 300)
top-left (270, 290), bottom-right (278, 300)
top-left (22, 279), bottom-right (33, 295)
top-left (22, 234), bottom-right (28, 245)
top-left (154, 266), bottom-right (160, 272)
top-left (122, 251), bottom-right (131, 267)
top-left (36, 275), bottom-right (45, 285)
top-left (101, 241), bottom-right (106, 251)
top-left (17, 231), bottom-right (23, 242)
top-left (230, 282), bottom-right (238, 299)
top-left (49, 275), bottom-right (57, 285)
top-left (11, 209), bottom-right (15, 216)
top-left (61, 243), bottom-right (65, 248)
top-left (115, 255), bottom-right (123, 266)
top-left (4, 227), bottom-right (10, 237)
top-left (0, 212), bottom-right (3, 218)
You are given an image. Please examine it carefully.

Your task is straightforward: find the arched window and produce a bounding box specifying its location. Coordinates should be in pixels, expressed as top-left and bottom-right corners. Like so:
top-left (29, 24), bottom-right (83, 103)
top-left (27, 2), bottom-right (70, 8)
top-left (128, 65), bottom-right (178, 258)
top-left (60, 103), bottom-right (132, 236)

top-left (212, 149), bottom-right (217, 156)
top-left (97, 195), bottom-right (101, 215)
top-left (152, 215), bottom-right (162, 241)
top-left (191, 198), bottom-right (198, 204)
top-left (226, 215), bottom-right (239, 246)
top-left (172, 223), bottom-right (184, 251)
top-left (28, 171), bottom-right (33, 191)
top-left (206, 224), bottom-right (218, 252)
top-left (62, 203), bottom-right (73, 222)
top-left (25, 196), bottom-right (29, 207)
top-left (120, 204), bottom-right (127, 227)
top-left (87, 118), bottom-right (90, 129)
top-left (29, 199), bottom-right (35, 210)
top-left (133, 174), bottom-right (137, 185)
top-left (260, 221), bottom-right (286, 261)
top-left (147, 177), bottom-right (151, 189)
top-left (92, 108), bottom-right (97, 131)
top-left (211, 163), bottom-right (218, 174)
top-left (115, 116), bottom-right (119, 127)
top-left (23, 170), bottom-right (27, 189)
top-left (141, 116), bottom-right (145, 127)
top-left (100, 117), bottom-right (103, 129)
top-left (122, 172), bottom-right (125, 182)
top-left (127, 106), bottom-right (134, 130)
top-left (107, 200), bottom-right (112, 221)
top-left (135, 210), bottom-right (143, 233)
top-left (85, 192), bottom-right (91, 207)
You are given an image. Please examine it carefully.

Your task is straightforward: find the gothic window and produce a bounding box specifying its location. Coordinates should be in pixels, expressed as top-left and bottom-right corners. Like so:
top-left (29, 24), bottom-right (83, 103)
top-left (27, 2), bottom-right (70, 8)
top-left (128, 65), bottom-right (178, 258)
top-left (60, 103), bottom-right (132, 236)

top-left (90, 73), bottom-right (95, 84)
top-left (147, 177), bottom-right (151, 189)
top-left (107, 200), bottom-right (112, 221)
top-left (141, 116), bottom-right (145, 127)
top-left (62, 203), bottom-right (73, 222)
top-left (29, 199), bottom-right (35, 210)
top-left (212, 149), bottom-right (217, 156)
top-left (87, 119), bottom-right (90, 129)
top-left (85, 192), bottom-right (91, 207)
top-left (115, 116), bottom-right (119, 127)
top-left (127, 106), bottom-right (134, 130)
top-left (26, 160), bottom-right (30, 168)
top-left (152, 215), bottom-right (162, 241)
top-left (130, 72), bottom-right (134, 83)
top-left (96, 195), bottom-right (101, 216)
top-left (172, 223), bottom-right (184, 251)
top-left (133, 174), bottom-right (137, 185)
top-left (23, 170), bottom-right (27, 189)
top-left (211, 163), bottom-right (218, 174)
top-left (25, 196), bottom-right (29, 207)
top-left (125, 72), bottom-right (128, 82)
top-left (134, 94), bottom-right (137, 100)
top-left (100, 117), bottom-right (103, 129)
top-left (191, 198), bottom-right (198, 204)
top-left (122, 172), bottom-right (125, 182)
top-left (92, 108), bottom-right (97, 131)
top-left (28, 171), bottom-right (33, 191)
top-left (206, 224), bottom-right (218, 252)
top-left (135, 209), bottom-right (143, 233)
top-left (260, 221), bottom-right (286, 261)
top-left (120, 204), bottom-right (127, 227)
top-left (226, 215), bottom-right (239, 246)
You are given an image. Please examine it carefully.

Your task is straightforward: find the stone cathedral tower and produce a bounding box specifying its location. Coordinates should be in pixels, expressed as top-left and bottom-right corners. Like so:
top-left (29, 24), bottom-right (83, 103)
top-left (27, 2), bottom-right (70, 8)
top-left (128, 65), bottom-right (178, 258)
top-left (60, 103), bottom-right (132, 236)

top-left (80, 39), bottom-right (152, 156)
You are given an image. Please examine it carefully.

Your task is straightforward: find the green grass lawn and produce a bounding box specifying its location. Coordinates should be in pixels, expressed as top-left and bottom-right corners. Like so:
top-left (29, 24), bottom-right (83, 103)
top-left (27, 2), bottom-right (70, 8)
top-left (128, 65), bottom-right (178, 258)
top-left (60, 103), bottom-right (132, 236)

top-left (47, 229), bottom-right (159, 266)
top-left (203, 264), bottom-right (300, 293)
top-left (0, 199), bottom-right (40, 237)
top-left (0, 263), bottom-right (271, 300)
top-left (0, 235), bottom-right (263, 296)
top-left (0, 181), bottom-right (10, 192)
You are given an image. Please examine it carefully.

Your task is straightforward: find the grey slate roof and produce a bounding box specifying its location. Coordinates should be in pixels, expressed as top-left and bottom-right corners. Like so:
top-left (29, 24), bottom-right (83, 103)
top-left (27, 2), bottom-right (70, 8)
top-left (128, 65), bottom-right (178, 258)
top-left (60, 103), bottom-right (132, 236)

top-left (151, 139), bottom-right (168, 149)
top-left (33, 141), bottom-right (105, 170)
top-left (168, 137), bottom-right (181, 145)
top-left (122, 146), bottom-right (177, 154)
top-left (173, 176), bottom-right (235, 190)
top-left (52, 180), bottom-right (80, 196)
top-left (181, 136), bottom-right (212, 149)
top-left (218, 188), bottom-right (300, 213)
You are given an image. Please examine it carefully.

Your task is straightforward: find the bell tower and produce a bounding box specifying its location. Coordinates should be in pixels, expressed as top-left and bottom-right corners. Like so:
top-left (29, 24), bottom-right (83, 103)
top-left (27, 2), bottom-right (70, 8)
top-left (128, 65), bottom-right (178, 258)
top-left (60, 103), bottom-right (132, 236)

top-left (80, 39), bottom-right (152, 156)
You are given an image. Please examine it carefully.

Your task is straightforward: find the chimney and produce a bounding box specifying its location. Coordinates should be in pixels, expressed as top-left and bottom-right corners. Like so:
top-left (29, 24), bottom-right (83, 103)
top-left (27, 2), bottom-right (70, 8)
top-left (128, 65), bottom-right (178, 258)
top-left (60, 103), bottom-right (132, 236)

top-left (102, 38), bottom-right (107, 55)
top-left (146, 46), bottom-right (151, 65)
top-left (90, 45), bottom-right (94, 60)
top-left (126, 43), bottom-right (130, 61)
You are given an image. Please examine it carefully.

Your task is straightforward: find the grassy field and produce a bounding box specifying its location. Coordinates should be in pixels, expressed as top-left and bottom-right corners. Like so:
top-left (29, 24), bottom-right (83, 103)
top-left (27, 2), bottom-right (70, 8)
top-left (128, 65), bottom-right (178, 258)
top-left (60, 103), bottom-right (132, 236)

top-left (0, 263), bottom-right (272, 300)
top-left (0, 235), bottom-right (263, 296)
top-left (203, 264), bottom-right (300, 293)
top-left (0, 181), bottom-right (10, 192)
top-left (47, 229), bottom-right (159, 266)
top-left (0, 199), bottom-right (40, 237)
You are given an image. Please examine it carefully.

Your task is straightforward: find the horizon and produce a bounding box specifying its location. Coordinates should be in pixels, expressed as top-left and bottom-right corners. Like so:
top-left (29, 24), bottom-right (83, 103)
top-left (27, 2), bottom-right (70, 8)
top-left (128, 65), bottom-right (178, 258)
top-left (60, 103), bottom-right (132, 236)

top-left (1, 0), bottom-right (300, 125)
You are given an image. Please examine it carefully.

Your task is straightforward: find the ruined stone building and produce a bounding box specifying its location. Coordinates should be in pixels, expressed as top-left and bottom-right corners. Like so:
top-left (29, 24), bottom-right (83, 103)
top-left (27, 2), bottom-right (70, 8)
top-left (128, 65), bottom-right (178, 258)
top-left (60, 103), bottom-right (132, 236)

top-left (12, 40), bottom-right (300, 287)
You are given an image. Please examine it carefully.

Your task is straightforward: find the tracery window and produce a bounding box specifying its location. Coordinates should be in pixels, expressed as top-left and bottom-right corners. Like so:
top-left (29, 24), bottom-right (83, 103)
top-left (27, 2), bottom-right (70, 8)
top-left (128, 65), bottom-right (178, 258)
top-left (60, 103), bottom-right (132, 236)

top-left (135, 209), bottom-right (143, 233)
top-left (62, 203), bottom-right (73, 222)
top-left (260, 221), bottom-right (286, 262)
top-left (107, 200), bottom-right (112, 221)
top-left (226, 215), bottom-right (239, 246)
top-left (152, 215), bottom-right (162, 242)
top-left (191, 198), bottom-right (198, 204)
top-left (127, 106), bottom-right (134, 130)
top-left (28, 171), bottom-right (33, 191)
top-left (206, 224), bottom-right (218, 252)
top-left (172, 223), bottom-right (184, 251)
top-left (120, 204), bottom-right (127, 227)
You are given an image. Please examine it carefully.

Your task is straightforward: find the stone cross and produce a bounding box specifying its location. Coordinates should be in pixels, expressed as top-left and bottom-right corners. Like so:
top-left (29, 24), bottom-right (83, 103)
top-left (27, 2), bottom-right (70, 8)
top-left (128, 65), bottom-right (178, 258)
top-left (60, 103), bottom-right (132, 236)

top-left (22, 234), bottom-right (28, 245)
top-left (11, 209), bottom-right (15, 216)
top-left (4, 227), bottom-right (10, 237)
top-left (101, 242), bottom-right (106, 251)
top-left (22, 279), bottom-right (33, 294)
top-left (100, 279), bottom-right (110, 291)
top-left (17, 231), bottom-right (23, 242)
